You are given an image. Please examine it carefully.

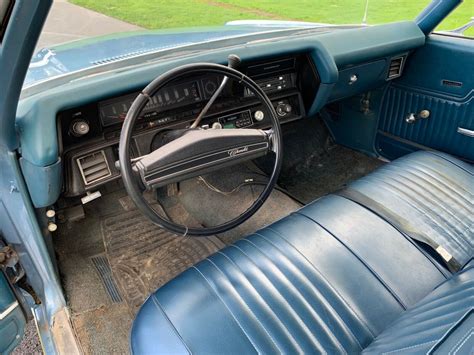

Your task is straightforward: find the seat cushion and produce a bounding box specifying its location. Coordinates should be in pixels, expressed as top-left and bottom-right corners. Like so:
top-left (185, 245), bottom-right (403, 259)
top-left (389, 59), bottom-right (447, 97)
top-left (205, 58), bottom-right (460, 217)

top-left (346, 151), bottom-right (474, 268)
top-left (131, 195), bottom-right (446, 354)
top-left (363, 266), bottom-right (474, 354)
top-left (131, 151), bottom-right (473, 354)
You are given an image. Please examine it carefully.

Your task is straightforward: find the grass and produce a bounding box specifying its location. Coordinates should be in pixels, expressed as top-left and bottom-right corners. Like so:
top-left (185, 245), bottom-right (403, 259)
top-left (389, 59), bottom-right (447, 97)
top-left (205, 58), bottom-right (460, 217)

top-left (71, 0), bottom-right (473, 35)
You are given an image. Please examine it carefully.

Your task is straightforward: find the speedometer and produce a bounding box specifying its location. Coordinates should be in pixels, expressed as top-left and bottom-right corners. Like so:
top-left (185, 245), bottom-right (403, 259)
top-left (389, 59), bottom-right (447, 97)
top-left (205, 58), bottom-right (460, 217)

top-left (99, 93), bottom-right (136, 127)
top-left (99, 80), bottom-right (201, 127)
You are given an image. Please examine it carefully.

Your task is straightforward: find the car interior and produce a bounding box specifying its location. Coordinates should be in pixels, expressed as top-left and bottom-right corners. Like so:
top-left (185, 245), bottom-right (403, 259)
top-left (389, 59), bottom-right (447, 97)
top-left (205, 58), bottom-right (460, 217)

top-left (11, 7), bottom-right (474, 354)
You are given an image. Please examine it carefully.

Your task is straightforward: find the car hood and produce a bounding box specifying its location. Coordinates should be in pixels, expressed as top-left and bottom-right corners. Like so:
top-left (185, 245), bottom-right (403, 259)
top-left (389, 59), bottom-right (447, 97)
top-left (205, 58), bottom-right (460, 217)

top-left (24, 21), bottom-right (332, 88)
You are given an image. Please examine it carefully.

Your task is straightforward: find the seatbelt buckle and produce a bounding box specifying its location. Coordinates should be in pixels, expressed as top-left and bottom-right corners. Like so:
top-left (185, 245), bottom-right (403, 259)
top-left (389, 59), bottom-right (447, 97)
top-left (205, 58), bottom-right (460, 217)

top-left (436, 246), bottom-right (461, 272)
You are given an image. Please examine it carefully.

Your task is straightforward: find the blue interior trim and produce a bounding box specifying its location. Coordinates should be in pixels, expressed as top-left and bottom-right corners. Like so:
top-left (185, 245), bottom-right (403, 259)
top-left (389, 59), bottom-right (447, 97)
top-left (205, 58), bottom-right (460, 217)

top-left (0, 0), bottom-right (52, 150)
top-left (416, 0), bottom-right (463, 35)
top-left (19, 157), bottom-right (62, 207)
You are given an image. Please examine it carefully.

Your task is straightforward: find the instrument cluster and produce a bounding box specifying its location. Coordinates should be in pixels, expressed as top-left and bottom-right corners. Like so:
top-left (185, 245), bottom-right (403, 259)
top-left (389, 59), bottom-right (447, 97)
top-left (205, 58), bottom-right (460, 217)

top-left (98, 77), bottom-right (220, 127)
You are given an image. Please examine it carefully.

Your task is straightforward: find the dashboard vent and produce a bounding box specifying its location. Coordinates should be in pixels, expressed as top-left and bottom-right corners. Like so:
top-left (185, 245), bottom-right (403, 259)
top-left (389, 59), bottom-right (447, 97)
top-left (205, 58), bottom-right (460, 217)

top-left (387, 56), bottom-right (405, 80)
top-left (77, 151), bottom-right (111, 185)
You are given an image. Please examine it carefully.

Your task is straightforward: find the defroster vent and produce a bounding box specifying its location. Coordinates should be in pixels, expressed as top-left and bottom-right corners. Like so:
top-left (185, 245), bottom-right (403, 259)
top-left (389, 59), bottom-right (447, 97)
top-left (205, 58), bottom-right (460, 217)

top-left (77, 150), bottom-right (111, 185)
top-left (387, 56), bottom-right (405, 80)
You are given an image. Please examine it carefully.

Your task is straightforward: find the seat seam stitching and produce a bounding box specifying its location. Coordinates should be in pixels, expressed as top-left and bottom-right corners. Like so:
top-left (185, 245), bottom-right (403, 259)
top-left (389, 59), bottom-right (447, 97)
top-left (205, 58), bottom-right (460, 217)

top-left (366, 174), bottom-right (468, 240)
top-left (398, 164), bottom-right (473, 208)
top-left (417, 284), bottom-right (474, 309)
top-left (241, 238), bottom-right (364, 350)
top-left (364, 176), bottom-right (471, 254)
top-left (375, 310), bottom-right (469, 341)
top-left (379, 287), bottom-right (474, 337)
top-left (376, 171), bottom-right (473, 235)
top-left (379, 288), bottom-right (474, 324)
top-left (259, 228), bottom-right (377, 338)
top-left (451, 327), bottom-right (473, 354)
top-left (398, 160), bottom-right (473, 198)
top-left (150, 295), bottom-right (192, 354)
top-left (234, 240), bottom-right (355, 352)
top-left (368, 159), bottom-right (472, 200)
top-left (213, 251), bottom-right (303, 353)
top-left (191, 265), bottom-right (262, 353)
top-left (249, 233), bottom-right (370, 349)
top-left (376, 175), bottom-right (474, 251)
top-left (296, 212), bottom-right (408, 310)
top-left (336, 194), bottom-right (450, 278)
top-left (383, 169), bottom-right (472, 229)
top-left (222, 246), bottom-right (328, 352)
top-left (380, 339), bottom-right (437, 354)
top-left (426, 151), bottom-right (474, 176)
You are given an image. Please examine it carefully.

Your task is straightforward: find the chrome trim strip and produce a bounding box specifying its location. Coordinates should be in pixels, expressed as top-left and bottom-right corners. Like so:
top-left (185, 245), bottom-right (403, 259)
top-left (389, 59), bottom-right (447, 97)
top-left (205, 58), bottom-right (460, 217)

top-left (457, 127), bottom-right (474, 138)
top-left (0, 301), bottom-right (19, 320)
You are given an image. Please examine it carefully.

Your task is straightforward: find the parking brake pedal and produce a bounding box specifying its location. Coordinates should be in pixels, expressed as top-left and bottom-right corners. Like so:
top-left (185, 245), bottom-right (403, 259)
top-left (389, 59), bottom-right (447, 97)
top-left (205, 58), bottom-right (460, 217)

top-left (81, 190), bottom-right (102, 204)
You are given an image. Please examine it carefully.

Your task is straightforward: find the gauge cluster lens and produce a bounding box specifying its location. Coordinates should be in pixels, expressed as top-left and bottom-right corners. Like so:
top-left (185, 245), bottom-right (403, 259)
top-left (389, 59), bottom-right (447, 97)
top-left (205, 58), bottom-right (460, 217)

top-left (99, 80), bottom-right (201, 127)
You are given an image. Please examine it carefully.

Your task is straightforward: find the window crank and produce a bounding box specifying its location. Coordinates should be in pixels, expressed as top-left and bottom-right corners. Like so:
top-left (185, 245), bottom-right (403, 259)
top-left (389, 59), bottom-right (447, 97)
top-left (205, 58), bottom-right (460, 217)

top-left (405, 109), bottom-right (430, 124)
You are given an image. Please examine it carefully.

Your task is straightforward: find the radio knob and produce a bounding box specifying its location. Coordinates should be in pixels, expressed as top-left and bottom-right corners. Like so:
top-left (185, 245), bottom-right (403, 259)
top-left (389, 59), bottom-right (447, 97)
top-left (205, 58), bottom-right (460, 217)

top-left (276, 103), bottom-right (292, 117)
top-left (254, 110), bottom-right (265, 122)
top-left (212, 122), bottom-right (223, 129)
top-left (71, 120), bottom-right (90, 136)
top-left (204, 80), bottom-right (217, 95)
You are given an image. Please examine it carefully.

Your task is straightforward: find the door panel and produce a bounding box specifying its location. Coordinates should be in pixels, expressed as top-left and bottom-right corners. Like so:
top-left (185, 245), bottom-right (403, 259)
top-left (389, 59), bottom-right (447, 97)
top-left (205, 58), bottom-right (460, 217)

top-left (0, 272), bottom-right (25, 354)
top-left (376, 34), bottom-right (474, 161)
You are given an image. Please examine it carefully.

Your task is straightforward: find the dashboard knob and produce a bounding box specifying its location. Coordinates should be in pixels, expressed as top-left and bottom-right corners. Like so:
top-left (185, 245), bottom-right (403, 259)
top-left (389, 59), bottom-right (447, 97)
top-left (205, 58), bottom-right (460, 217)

top-left (276, 103), bottom-right (292, 117)
top-left (71, 120), bottom-right (90, 136)
top-left (203, 80), bottom-right (217, 96)
top-left (254, 110), bottom-right (265, 122)
top-left (212, 122), bottom-right (223, 129)
top-left (349, 74), bottom-right (358, 84)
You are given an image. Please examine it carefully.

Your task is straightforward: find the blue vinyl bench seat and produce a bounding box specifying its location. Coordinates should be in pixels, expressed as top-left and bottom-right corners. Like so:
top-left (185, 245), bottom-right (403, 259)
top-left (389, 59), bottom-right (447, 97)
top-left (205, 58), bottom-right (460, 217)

top-left (346, 151), bottom-right (473, 269)
top-left (131, 151), bottom-right (474, 354)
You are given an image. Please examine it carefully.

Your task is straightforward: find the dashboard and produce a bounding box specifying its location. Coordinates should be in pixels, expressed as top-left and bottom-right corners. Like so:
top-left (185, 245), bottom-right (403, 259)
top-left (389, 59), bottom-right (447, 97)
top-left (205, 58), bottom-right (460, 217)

top-left (17, 21), bottom-right (425, 208)
top-left (58, 55), bottom-right (320, 196)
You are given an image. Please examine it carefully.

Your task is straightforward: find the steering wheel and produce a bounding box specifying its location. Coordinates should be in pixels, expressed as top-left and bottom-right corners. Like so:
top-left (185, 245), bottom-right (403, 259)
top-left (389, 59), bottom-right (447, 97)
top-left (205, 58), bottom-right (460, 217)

top-left (119, 60), bottom-right (283, 236)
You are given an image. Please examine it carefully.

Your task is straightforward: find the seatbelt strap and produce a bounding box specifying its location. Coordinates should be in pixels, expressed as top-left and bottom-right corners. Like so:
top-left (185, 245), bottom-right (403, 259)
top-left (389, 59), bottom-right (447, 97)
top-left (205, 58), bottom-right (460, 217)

top-left (337, 188), bottom-right (462, 273)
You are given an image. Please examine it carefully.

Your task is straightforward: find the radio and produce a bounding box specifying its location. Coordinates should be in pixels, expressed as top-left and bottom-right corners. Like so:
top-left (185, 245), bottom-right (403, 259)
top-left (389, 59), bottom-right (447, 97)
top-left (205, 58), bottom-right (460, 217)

top-left (244, 57), bottom-right (297, 97)
top-left (218, 110), bottom-right (253, 129)
top-left (245, 73), bottom-right (296, 97)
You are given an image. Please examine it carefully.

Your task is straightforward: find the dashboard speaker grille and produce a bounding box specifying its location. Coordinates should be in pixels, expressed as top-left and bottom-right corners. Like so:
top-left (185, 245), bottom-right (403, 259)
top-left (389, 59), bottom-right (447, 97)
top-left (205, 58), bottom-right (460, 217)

top-left (387, 56), bottom-right (405, 80)
top-left (77, 150), bottom-right (112, 185)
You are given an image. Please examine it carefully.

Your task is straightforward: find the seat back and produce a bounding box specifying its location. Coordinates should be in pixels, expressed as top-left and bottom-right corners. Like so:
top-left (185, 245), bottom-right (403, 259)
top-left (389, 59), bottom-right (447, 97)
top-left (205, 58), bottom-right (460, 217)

top-left (364, 266), bottom-right (474, 354)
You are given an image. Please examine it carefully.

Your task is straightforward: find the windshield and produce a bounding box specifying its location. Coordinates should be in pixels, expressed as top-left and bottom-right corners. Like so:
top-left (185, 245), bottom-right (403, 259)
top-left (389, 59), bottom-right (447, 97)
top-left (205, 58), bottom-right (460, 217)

top-left (40, 0), bottom-right (473, 40)
top-left (26, 0), bottom-right (473, 90)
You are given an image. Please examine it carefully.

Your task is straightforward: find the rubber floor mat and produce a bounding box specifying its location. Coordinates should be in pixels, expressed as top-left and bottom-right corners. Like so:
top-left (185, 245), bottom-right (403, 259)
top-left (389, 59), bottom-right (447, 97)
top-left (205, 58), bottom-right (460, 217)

top-left (102, 207), bottom-right (224, 311)
top-left (90, 254), bottom-right (123, 303)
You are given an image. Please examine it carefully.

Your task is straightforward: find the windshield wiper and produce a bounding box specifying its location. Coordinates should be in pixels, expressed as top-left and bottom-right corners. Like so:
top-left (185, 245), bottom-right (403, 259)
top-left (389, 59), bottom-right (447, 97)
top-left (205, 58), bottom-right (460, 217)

top-left (448, 17), bottom-right (474, 35)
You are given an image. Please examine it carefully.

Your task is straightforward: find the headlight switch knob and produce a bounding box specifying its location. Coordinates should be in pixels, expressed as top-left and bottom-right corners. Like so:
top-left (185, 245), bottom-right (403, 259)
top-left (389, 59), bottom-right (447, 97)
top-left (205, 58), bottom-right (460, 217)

top-left (71, 120), bottom-right (90, 136)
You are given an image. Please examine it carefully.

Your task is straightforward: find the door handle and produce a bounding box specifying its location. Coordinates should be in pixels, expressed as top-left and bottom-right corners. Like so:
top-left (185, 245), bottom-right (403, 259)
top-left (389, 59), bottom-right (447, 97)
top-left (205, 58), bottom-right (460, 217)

top-left (405, 110), bottom-right (430, 124)
top-left (457, 127), bottom-right (474, 138)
